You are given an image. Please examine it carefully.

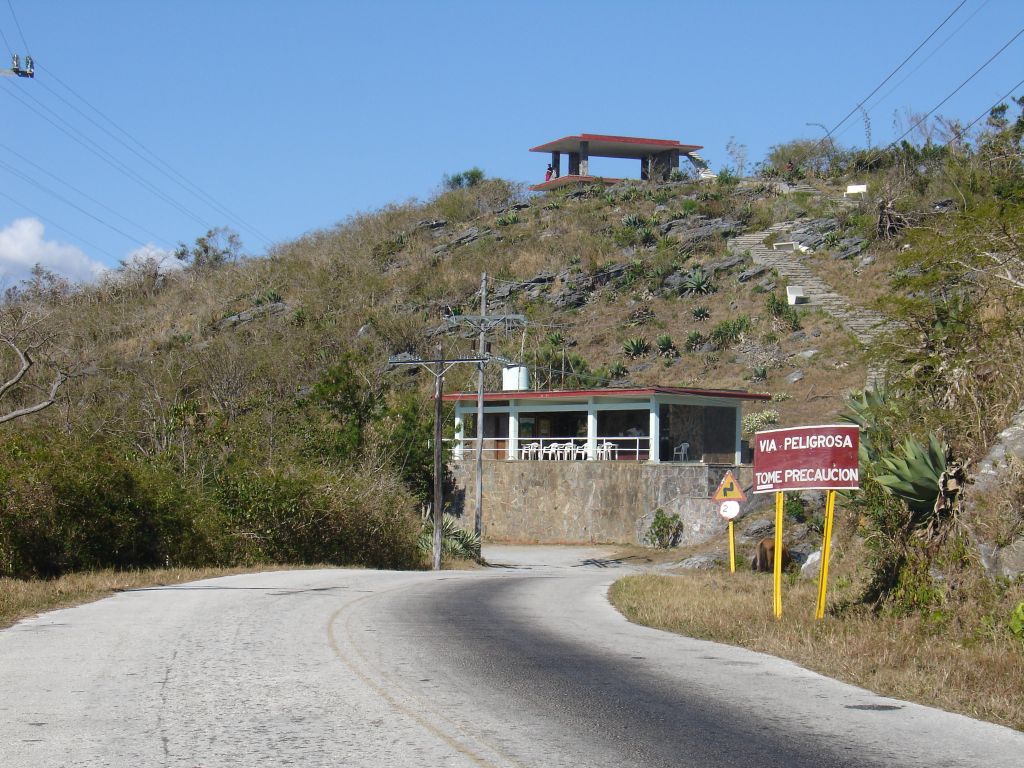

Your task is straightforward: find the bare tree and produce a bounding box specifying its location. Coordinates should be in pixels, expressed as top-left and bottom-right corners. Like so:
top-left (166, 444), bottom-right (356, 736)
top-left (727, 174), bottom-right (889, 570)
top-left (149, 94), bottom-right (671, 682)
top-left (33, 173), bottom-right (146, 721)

top-left (725, 136), bottom-right (748, 178)
top-left (0, 304), bottom-right (68, 424)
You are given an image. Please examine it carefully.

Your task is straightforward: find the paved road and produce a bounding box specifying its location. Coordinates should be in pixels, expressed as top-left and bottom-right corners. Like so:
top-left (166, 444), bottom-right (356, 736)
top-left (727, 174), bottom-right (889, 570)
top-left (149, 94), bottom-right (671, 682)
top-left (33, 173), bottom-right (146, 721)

top-left (1, 546), bottom-right (1021, 767)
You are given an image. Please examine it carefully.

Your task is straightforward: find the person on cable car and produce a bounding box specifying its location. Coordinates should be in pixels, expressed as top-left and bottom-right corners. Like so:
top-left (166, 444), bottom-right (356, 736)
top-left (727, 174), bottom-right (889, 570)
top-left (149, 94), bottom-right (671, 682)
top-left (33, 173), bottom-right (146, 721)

top-left (11, 53), bottom-right (19, 72)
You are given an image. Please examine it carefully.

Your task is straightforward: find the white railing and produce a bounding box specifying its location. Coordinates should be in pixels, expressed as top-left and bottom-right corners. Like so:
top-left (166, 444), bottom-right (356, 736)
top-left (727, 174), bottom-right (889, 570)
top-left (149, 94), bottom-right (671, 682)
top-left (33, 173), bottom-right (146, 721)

top-left (450, 436), bottom-right (651, 462)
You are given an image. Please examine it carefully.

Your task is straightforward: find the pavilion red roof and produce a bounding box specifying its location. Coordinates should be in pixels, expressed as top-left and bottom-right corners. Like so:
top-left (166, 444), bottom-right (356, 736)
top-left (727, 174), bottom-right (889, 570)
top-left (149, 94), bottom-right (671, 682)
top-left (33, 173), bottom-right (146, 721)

top-left (442, 386), bottom-right (770, 403)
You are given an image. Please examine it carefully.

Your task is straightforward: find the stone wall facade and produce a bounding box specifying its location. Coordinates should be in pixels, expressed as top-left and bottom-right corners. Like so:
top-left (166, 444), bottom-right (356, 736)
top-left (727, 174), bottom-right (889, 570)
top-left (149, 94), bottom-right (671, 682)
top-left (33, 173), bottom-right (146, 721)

top-left (449, 460), bottom-right (753, 545)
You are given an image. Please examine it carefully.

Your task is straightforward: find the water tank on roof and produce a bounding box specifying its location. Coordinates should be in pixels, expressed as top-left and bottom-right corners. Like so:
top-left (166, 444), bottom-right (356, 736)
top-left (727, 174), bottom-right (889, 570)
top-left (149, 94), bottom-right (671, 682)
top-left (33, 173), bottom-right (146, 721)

top-left (502, 365), bottom-right (529, 391)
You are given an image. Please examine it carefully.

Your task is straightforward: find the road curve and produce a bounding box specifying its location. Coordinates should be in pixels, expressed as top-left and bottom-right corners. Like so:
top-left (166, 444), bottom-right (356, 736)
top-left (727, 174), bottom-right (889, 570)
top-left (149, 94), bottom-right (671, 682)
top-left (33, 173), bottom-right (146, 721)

top-left (1, 546), bottom-right (1020, 767)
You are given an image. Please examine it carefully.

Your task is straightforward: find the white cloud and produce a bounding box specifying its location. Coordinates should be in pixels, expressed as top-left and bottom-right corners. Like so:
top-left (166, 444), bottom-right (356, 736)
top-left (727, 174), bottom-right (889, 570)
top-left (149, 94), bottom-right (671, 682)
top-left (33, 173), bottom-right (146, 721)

top-left (120, 243), bottom-right (182, 273)
top-left (0, 217), bottom-right (108, 286)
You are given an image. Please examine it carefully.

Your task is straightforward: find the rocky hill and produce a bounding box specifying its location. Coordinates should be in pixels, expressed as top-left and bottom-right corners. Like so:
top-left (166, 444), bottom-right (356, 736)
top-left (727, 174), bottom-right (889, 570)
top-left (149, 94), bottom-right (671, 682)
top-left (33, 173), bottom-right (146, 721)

top-left (0, 109), bottom-right (1022, 604)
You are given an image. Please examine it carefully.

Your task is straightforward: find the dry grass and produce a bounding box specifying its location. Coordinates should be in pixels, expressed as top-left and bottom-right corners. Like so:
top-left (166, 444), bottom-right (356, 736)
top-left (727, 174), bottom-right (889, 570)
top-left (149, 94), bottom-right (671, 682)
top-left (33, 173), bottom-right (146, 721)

top-left (0, 565), bottom-right (320, 630)
top-left (609, 570), bottom-right (1024, 731)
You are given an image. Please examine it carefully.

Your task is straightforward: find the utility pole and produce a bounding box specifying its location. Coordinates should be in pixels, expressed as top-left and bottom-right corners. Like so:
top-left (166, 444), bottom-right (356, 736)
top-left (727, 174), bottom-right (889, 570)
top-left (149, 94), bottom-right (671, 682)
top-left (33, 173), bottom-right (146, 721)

top-left (387, 349), bottom-right (486, 571)
top-left (432, 343), bottom-right (444, 571)
top-left (446, 291), bottom-right (526, 542)
top-left (475, 273), bottom-right (487, 540)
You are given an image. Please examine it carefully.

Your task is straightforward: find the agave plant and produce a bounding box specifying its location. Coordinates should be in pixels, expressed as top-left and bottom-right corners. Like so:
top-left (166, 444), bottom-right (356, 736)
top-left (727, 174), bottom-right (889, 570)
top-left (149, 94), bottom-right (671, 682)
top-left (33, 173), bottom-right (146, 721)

top-left (692, 305), bottom-right (711, 321)
top-left (545, 331), bottom-right (566, 347)
top-left (419, 513), bottom-right (482, 561)
top-left (496, 211), bottom-right (521, 226)
top-left (622, 336), bottom-right (651, 358)
top-left (655, 334), bottom-right (677, 357)
top-left (621, 213), bottom-right (648, 229)
top-left (609, 361), bottom-right (628, 378)
top-left (637, 227), bottom-right (658, 247)
top-left (873, 433), bottom-right (947, 517)
top-left (679, 266), bottom-right (715, 296)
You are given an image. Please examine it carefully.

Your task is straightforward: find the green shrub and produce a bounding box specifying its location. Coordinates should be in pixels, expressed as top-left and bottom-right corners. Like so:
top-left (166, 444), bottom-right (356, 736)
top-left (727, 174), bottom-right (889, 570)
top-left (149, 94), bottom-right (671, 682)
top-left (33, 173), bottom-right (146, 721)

top-left (766, 292), bottom-right (802, 330)
top-left (646, 508), bottom-right (683, 548)
top-left (710, 315), bottom-right (751, 347)
top-left (743, 409), bottom-right (780, 435)
top-left (684, 330), bottom-right (706, 352)
top-left (443, 167), bottom-right (485, 190)
top-left (1010, 602), bottom-right (1024, 641)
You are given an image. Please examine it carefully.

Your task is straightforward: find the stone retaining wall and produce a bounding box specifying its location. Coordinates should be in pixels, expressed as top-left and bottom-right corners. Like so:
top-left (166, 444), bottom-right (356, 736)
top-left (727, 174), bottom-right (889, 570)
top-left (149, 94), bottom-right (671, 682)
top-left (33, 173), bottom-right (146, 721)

top-left (449, 461), bottom-right (753, 545)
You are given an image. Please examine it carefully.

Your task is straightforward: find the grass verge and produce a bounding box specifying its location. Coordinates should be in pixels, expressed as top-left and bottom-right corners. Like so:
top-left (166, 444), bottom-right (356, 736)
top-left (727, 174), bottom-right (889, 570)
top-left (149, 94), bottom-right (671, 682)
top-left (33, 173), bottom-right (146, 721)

top-left (608, 571), bottom-right (1024, 731)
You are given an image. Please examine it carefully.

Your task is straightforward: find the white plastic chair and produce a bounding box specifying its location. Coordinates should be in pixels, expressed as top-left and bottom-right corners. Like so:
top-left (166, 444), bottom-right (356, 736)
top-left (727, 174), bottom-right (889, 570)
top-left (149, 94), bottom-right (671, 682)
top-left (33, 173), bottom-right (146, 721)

top-left (673, 441), bottom-right (690, 462)
top-left (521, 442), bottom-right (541, 460)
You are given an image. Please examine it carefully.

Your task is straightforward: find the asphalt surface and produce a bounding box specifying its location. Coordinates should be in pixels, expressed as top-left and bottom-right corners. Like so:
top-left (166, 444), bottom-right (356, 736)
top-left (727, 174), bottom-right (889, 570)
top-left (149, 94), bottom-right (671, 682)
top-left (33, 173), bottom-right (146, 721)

top-left (1, 545), bottom-right (1021, 767)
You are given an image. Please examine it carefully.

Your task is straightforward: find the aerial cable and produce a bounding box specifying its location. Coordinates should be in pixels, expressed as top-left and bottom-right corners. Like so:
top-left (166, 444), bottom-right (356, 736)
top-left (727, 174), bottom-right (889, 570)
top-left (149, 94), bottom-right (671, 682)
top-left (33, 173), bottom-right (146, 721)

top-left (6, 0), bottom-right (29, 56)
top-left (0, 24), bottom-right (12, 57)
top-left (36, 64), bottom-right (274, 248)
top-left (863, 0), bottom-right (993, 117)
top-left (0, 188), bottom-right (117, 262)
top-left (958, 76), bottom-right (1024, 136)
top-left (0, 157), bottom-right (152, 248)
top-left (0, 141), bottom-right (174, 246)
top-left (886, 25), bottom-right (1024, 150)
top-left (822, 0), bottom-right (968, 144)
top-left (1, 79), bottom-right (217, 230)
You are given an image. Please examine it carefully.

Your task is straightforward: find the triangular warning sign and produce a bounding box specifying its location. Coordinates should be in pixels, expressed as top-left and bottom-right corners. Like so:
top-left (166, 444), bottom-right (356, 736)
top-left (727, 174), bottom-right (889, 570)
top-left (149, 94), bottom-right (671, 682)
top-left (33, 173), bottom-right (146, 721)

top-left (712, 470), bottom-right (747, 502)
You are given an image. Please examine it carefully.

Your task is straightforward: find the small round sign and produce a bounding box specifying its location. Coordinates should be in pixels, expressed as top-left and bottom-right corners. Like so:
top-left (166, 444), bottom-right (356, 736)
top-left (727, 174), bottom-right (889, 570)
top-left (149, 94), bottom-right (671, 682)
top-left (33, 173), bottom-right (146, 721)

top-left (719, 500), bottom-right (740, 520)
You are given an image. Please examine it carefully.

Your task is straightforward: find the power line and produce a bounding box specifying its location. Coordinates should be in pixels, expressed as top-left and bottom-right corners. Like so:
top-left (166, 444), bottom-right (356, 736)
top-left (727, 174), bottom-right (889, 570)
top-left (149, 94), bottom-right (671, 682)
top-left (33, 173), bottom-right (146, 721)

top-left (864, 0), bottom-right (993, 117)
top-left (0, 79), bottom-right (216, 230)
top-left (0, 188), bottom-right (116, 261)
top-left (6, 0), bottom-right (29, 56)
top-left (36, 64), bottom-right (274, 248)
top-left (0, 24), bottom-right (12, 57)
top-left (887, 25), bottom-right (1024, 149)
top-left (35, 68), bottom-right (274, 247)
top-left (823, 0), bottom-right (969, 143)
top-left (960, 76), bottom-right (1024, 135)
top-left (0, 156), bottom-right (151, 248)
top-left (0, 140), bottom-right (174, 246)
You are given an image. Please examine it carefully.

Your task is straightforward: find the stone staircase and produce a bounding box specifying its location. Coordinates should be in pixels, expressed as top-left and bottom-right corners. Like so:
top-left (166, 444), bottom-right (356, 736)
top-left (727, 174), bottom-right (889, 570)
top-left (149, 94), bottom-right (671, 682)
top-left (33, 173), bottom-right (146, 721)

top-left (728, 220), bottom-right (896, 388)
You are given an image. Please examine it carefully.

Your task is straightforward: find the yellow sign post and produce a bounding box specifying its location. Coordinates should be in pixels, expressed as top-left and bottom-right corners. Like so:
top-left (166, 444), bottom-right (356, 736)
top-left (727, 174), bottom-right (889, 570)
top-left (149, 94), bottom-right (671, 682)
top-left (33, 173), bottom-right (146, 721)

top-left (773, 491), bottom-right (784, 619)
top-left (728, 520), bottom-right (736, 572)
top-left (712, 472), bottom-right (746, 575)
top-left (815, 489), bottom-right (838, 620)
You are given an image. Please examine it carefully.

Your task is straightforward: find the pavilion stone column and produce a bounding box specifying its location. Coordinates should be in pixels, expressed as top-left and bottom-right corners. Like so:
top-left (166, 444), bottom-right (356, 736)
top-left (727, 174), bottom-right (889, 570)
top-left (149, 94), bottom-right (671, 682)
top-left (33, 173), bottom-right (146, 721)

top-left (586, 401), bottom-right (598, 460)
top-left (734, 404), bottom-right (743, 465)
top-left (509, 406), bottom-right (519, 461)
top-left (568, 152), bottom-right (580, 176)
top-left (650, 150), bottom-right (678, 182)
top-left (551, 152), bottom-right (561, 177)
top-left (648, 398), bottom-right (660, 463)
top-left (578, 140), bottom-right (589, 176)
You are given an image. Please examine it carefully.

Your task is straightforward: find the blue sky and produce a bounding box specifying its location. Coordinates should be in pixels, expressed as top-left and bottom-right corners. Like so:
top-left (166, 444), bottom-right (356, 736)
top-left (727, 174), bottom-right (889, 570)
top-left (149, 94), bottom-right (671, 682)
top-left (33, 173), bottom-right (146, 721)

top-left (0, 0), bottom-right (1021, 284)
